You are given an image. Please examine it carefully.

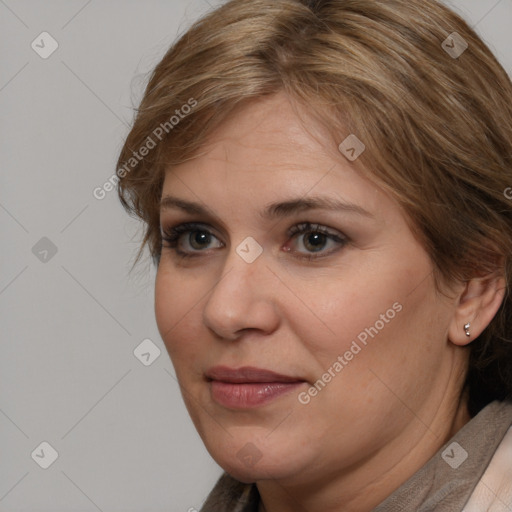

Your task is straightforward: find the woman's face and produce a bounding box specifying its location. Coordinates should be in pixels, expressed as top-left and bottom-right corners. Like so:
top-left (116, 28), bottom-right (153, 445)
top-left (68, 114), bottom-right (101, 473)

top-left (155, 92), bottom-right (467, 487)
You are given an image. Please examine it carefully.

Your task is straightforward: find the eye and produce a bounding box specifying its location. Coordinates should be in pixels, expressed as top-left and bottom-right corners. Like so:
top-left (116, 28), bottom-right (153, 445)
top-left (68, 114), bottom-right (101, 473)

top-left (160, 221), bottom-right (348, 261)
top-left (286, 222), bottom-right (347, 260)
top-left (161, 222), bottom-right (223, 258)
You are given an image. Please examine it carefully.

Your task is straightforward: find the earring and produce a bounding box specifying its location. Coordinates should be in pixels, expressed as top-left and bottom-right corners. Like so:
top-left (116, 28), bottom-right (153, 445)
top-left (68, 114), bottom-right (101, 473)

top-left (464, 322), bottom-right (471, 337)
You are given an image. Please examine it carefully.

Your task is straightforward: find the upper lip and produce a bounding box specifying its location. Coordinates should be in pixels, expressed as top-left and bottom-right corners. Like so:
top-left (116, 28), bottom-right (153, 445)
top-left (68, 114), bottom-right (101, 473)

top-left (205, 366), bottom-right (304, 384)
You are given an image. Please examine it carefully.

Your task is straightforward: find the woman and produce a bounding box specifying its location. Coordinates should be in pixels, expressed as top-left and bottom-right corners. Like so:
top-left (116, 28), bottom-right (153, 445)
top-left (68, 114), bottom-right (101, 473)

top-left (116, 0), bottom-right (512, 510)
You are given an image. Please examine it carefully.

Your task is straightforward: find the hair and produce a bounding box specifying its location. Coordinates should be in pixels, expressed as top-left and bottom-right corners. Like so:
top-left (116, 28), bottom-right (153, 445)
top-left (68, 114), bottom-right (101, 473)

top-left (116, 0), bottom-right (512, 416)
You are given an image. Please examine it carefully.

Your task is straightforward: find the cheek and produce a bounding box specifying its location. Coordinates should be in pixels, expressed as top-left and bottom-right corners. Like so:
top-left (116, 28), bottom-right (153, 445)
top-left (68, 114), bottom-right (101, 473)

top-left (291, 269), bottom-right (405, 358)
top-left (295, 255), bottom-right (436, 378)
top-left (310, 272), bottom-right (444, 400)
top-left (154, 271), bottom-right (175, 343)
top-left (154, 269), bottom-right (203, 363)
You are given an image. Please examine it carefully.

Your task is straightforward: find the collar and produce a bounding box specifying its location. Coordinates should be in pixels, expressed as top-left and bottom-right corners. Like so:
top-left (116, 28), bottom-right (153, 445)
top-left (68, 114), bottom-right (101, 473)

top-left (374, 399), bottom-right (512, 512)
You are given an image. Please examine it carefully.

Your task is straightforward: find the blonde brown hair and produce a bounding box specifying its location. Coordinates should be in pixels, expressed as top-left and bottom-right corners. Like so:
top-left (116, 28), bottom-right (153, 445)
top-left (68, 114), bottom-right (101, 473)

top-left (117, 0), bottom-right (512, 415)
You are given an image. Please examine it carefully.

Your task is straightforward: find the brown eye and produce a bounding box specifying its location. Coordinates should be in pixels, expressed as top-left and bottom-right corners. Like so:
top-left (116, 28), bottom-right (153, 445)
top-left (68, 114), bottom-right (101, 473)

top-left (188, 231), bottom-right (213, 250)
top-left (302, 232), bottom-right (329, 252)
top-left (287, 222), bottom-right (348, 260)
top-left (161, 223), bottom-right (223, 258)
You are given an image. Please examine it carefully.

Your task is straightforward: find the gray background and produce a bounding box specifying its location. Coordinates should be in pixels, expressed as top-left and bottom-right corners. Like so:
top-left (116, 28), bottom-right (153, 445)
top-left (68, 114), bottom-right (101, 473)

top-left (1, 1), bottom-right (511, 511)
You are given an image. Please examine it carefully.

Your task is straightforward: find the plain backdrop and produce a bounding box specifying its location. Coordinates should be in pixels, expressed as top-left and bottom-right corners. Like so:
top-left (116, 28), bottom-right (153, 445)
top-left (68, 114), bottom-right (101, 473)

top-left (1, 1), bottom-right (511, 511)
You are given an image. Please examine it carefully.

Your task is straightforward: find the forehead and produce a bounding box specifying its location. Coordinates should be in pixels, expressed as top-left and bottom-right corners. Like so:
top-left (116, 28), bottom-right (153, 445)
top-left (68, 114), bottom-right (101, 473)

top-left (183, 94), bottom-right (335, 173)
top-left (160, 92), bottom-right (390, 218)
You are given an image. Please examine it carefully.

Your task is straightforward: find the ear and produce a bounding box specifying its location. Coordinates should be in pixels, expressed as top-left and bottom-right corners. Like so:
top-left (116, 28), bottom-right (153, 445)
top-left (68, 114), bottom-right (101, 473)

top-left (448, 272), bottom-right (506, 346)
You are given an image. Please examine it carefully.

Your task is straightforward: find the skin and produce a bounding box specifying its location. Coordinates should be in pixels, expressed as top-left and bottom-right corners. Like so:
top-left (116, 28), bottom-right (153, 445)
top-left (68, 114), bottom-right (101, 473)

top-left (154, 91), bottom-right (505, 512)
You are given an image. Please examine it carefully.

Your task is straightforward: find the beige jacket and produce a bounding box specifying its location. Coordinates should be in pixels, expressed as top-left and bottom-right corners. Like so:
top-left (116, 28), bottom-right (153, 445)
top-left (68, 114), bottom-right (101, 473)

top-left (200, 400), bottom-right (512, 512)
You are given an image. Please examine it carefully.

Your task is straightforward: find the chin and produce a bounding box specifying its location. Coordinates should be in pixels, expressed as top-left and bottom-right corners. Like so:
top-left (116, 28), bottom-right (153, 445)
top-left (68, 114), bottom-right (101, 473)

top-left (203, 433), bottom-right (308, 484)
top-left (219, 458), bottom-right (291, 484)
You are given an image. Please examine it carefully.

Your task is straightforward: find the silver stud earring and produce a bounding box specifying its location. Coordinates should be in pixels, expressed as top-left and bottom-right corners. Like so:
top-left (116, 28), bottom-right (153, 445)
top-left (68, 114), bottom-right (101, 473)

top-left (464, 322), bottom-right (471, 337)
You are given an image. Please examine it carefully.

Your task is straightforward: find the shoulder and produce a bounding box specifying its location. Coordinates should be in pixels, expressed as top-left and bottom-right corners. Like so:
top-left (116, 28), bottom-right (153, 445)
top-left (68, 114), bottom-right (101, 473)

top-left (462, 422), bottom-right (512, 511)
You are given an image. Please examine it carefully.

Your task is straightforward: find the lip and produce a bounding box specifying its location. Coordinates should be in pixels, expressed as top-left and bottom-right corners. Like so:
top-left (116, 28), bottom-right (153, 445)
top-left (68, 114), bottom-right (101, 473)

top-left (206, 366), bottom-right (306, 409)
top-left (205, 366), bottom-right (303, 383)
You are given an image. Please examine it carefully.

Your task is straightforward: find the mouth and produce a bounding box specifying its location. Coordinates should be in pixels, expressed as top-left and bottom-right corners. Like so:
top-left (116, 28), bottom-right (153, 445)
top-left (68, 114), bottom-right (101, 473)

top-left (205, 365), bottom-right (305, 384)
top-left (205, 366), bottom-right (307, 409)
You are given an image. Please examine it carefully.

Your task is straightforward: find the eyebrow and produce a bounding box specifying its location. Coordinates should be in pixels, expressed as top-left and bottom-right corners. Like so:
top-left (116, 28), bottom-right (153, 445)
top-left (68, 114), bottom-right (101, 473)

top-left (160, 195), bottom-right (374, 220)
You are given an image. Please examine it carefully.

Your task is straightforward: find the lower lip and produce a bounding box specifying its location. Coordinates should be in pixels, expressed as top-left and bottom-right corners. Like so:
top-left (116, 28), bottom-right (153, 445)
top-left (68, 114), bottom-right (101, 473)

top-left (210, 381), bottom-right (304, 409)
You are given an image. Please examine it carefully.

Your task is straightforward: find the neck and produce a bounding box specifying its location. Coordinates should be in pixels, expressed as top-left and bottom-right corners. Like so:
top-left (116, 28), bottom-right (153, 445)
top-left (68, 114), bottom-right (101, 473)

top-left (257, 394), bottom-right (470, 512)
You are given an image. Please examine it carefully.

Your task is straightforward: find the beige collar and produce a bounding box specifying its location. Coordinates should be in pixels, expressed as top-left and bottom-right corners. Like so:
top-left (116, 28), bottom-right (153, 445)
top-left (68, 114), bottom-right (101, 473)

top-left (462, 425), bottom-right (512, 511)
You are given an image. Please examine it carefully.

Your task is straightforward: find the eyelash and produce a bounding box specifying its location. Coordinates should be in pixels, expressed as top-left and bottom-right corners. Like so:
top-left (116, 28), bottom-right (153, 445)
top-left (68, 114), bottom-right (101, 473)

top-left (160, 222), bottom-right (348, 261)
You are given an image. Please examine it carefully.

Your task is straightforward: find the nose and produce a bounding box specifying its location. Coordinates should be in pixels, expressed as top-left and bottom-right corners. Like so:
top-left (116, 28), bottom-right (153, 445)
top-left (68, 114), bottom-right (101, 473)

top-left (202, 243), bottom-right (281, 341)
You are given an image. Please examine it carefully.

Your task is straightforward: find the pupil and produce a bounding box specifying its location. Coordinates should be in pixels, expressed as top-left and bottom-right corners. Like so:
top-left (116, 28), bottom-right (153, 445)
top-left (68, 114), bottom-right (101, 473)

top-left (305, 233), bottom-right (326, 251)
top-left (191, 231), bottom-right (210, 249)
